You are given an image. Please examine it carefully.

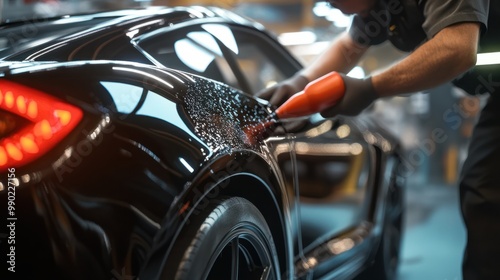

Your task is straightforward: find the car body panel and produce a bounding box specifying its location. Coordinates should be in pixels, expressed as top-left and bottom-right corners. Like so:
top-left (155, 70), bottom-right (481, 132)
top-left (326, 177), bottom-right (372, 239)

top-left (1, 6), bottom-right (301, 97)
top-left (0, 60), bottom-right (297, 278)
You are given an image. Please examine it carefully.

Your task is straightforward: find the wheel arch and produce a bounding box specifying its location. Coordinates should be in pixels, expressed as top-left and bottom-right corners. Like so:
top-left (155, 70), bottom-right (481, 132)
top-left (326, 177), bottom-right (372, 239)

top-left (197, 152), bottom-right (293, 279)
top-left (216, 172), bottom-right (291, 277)
top-left (141, 151), bottom-right (294, 280)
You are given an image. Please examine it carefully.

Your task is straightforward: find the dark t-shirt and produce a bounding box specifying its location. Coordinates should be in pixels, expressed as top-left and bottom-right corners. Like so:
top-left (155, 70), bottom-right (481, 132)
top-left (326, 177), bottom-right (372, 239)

top-left (348, 0), bottom-right (497, 95)
top-left (348, 0), bottom-right (490, 52)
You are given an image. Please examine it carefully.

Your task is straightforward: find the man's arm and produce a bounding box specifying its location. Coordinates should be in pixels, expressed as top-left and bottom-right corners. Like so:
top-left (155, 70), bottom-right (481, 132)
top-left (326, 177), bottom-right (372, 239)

top-left (320, 21), bottom-right (481, 117)
top-left (301, 32), bottom-right (370, 81)
top-left (372, 22), bottom-right (480, 97)
top-left (256, 31), bottom-right (369, 106)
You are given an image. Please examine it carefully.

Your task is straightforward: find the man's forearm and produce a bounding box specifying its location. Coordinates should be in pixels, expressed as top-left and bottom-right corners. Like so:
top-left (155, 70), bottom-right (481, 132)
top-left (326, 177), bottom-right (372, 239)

top-left (372, 22), bottom-right (480, 97)
top-left (301, 32), bottom-right (369, 81)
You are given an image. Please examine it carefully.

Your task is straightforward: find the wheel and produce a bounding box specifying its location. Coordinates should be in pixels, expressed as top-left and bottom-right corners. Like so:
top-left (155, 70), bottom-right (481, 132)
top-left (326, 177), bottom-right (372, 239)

top-left (357, 178), bottom-right (404, 280)
top-left (164, 197), bottom-right (281, 280)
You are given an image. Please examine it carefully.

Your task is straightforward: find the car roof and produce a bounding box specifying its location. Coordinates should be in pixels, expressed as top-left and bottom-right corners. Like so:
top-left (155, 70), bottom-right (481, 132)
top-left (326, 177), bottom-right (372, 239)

top-left (0, 6), bottom-right (267, 60)
top-left (0, 6), bottom-right (258, 30)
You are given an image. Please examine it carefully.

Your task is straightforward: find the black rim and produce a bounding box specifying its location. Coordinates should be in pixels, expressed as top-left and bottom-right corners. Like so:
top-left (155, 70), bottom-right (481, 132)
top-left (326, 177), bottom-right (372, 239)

top-left (204, 225), bottom-right (277, 280)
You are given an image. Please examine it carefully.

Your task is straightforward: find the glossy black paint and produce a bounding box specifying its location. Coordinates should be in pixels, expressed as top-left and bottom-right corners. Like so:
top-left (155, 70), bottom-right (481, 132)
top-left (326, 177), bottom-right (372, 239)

top-left (0, 6), bottom-right (302, 94)
top-left (0, 60), bottom-right (294, 279)
top-left (0, 6), bottom-right (405, 280)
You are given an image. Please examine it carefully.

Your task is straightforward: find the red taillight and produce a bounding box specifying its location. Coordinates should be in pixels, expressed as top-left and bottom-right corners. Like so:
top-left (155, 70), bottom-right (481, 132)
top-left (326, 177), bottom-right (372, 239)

top-left (0, 80), bottom-right (83, 171)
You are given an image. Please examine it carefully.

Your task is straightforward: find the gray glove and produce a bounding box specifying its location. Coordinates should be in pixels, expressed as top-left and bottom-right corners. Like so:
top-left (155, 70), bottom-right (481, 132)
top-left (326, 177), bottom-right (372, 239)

top-left (256, 73), bottom-right (309, 107)
top-left (321, 74), bottom-right (378, 117)
top-left (255, 73), bottom-right (310, 134)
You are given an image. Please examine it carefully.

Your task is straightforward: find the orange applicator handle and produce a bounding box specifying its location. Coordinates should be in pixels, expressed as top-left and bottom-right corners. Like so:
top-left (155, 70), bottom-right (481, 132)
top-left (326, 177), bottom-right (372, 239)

top-left (275, 71), bottom-right (345, 119)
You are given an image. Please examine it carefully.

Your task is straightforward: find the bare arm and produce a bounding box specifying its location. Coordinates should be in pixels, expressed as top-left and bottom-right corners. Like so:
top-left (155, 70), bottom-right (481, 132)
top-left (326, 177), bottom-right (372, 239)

top-left (301, 32), bottom-right (370, 81)
top-left (372, 22), bottom-right (480, 97)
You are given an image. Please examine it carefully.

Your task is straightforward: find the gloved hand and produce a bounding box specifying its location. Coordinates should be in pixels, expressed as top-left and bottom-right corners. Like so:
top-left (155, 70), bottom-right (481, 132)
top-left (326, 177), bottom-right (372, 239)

top-left (320, 74), bottom-right (378, 117)
top-left (256, 73), bottom-right (309, 107)
top-left (255, 73), bottom-right (310, 134)
top-left (273, 118), bottom-right (309, 135)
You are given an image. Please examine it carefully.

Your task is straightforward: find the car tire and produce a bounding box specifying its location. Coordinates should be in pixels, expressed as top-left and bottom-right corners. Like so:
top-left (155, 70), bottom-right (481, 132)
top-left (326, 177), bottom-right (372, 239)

top-left (165, 196), bottom-right (281, 280)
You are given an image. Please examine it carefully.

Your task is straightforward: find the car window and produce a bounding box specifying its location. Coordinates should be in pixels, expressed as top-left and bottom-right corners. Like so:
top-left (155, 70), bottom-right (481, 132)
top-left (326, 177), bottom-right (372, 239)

top-left (137, 23), bottom-right (299, 94)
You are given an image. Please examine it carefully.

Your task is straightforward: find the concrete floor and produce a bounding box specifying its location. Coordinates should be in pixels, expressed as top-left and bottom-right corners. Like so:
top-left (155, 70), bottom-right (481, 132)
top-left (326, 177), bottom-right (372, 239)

top-left (396, 183), bottom-right (466, 280)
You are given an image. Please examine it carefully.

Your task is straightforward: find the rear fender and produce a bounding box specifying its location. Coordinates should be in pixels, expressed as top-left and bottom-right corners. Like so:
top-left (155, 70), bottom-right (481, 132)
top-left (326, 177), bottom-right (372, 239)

top-left (140, 151), bottom-right (295, 279)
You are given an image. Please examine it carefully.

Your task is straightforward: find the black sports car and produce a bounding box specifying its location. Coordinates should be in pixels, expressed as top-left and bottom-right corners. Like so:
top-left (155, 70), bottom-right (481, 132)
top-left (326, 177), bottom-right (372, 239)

top-left (0, 6), bottom-right (405, 280)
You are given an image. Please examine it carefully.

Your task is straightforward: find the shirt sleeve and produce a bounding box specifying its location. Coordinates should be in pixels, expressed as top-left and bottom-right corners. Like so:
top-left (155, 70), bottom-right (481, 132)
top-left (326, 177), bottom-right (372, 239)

top-left (420, 0), bottom-right (489, 38)
top-left (348, 14), bottom-right (389, 46)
